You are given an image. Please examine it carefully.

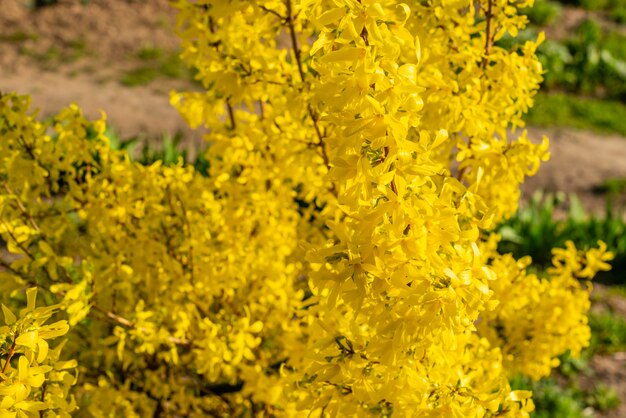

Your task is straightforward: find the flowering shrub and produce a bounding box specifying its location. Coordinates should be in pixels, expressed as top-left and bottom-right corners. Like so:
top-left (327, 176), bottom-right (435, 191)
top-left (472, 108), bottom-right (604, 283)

top-left (0, 1), bottom-right (613, 416)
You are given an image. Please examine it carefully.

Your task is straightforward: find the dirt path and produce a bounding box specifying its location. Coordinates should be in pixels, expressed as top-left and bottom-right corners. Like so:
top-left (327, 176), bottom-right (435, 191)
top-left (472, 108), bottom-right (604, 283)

top-left (0, 65), bottom-right (205, 144)
top-left (1, 0), bottom-right (205, 146)
top-left (523, 126), bottom-right (626, 214)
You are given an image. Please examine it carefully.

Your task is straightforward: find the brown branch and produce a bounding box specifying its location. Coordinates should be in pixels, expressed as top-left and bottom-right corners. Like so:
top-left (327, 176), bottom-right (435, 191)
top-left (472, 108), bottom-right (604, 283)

top-left (91, 305), bottom-right (191, 347)
top-left (91, 305), bottom-right (135, 328)
top-left (39, 382), bottom-right (47, 418)
top-left (175, 194), bottom-right (195, 285)
top-left (383, 146), bottom-right (398, 195)
top-left (159, 222), bottom-right (186, 268)
top-left (0, 338), bottom-right (17, 383)
top-left (0, 254), bottom-right (191, 348)
top-left (16, 135), bottom-right (55, 192)
top-left (226, 100), bottom-right (236, 131)
top-left (3, 183), bottom-right (40, 233)
top-left (285, 0), bottom-right (333, 177)
top-left (258, 5), bottom-right (285, 21)
top-left (258, 100), bottom-right (265, 121)
top-left (286, 0), bottom-right (305, 83)
top-left (457, 166), bottom-right (469, 182)
top-left (0, 258), bottom-right (23, 277)
top-left (0, 218), bottom-right (35, 260)
top-left (482, 0), bottom-right (494, 69)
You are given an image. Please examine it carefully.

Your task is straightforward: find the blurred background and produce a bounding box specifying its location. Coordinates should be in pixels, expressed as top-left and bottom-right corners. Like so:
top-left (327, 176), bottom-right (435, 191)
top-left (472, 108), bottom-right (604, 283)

top-left (0, 0), bottom-right (625, 416)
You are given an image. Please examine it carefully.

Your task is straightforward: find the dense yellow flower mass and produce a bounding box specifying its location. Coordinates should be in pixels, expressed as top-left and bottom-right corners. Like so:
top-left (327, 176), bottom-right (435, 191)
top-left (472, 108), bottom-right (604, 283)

top-left (0, 1), bottom-right (614, 417)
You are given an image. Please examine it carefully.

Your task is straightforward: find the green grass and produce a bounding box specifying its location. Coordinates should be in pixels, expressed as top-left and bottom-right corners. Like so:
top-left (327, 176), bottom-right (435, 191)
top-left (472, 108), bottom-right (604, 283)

top-left (605, 284), bottom-right (626, 297)
top-left (137, 47), bottom-right (163, 61)
top-left (497, 191), bottom-right (626, 284)
top-left (0, 31), bottom-right (38, 43)
top-left (510, 372), bottom-right (620, 418)
top-left (504, 306), bottom-right (625, 417)
top-left (522, 0), bottom-right (562, 26)
top-left (588, 310), bottom-right (626, 354)
top-left (508, 344), bottom-right (622, 417)
top-left (121, 67), bottom-right (159, 87)
top-left (103, 128), bottom-right (209, 176)
top-left (121, 49), bottom-right (193, 87)
top-left (526, 93), bottom-right (626, 136)
top-left (553, 0), bottom-right (626, 22)
top-left (593, 177), bottom-right (626, 195)
top-left (18, 38), bottom-right (88, 67)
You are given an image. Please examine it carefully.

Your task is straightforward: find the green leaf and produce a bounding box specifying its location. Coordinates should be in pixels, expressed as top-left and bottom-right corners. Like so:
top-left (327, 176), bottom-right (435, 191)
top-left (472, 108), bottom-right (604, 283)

top-left (1, 304), bottom-right (16, 325)
top-left (26, 288), bottom-right (37, 312)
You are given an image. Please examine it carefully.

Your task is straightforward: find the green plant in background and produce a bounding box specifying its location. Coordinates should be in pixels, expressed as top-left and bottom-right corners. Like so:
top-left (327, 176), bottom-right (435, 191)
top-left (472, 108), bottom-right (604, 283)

top-left (498, 191), bottom-right (626, 279)
top-left (526, 93), bottom-right (626, 136)
top-left (104, 127), bottom-right (209, 176)
top-left (497, 20), bottom-right (626, 133)
top-left (513, 377), bottom-right (588, 418)
top-left (121, 47), bottom-right (195, 87)
top-left (0, 31), bottom-right (39, 43)
top-left (498, 191), bottom-right (565, 265)
top-left (586, 383), bottom-right (622, 412)
top-left (521, 0), bottom-right (563, 25)
top-left (594, 177), bottom-right (626, 196)
top-left (588, 311), bottom-right (626, 354)
top-left (539, 19), bottom-right (626, 99)
top-left (120, 67), bottom-right (159, 87)
top-left (553, 0), bottom-right (626, 22)
top-left (510, 350), bottom-right (621, 418)
top-left (502, 18), bottom-right (626, 104)
top-left (611, 7), bottom-right (626, 22)
top-left (104, 126), bottom-right (140, 154)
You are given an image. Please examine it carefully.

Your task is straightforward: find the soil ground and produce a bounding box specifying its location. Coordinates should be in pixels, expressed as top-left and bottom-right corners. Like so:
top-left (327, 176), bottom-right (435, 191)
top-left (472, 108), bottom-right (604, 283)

top-left (1, 1), bottom-right (625, 416)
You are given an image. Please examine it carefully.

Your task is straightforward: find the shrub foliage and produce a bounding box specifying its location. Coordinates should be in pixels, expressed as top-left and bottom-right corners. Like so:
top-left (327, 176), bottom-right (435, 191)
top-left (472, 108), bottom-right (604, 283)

top-left (0, 1), bottom-right (614, 416)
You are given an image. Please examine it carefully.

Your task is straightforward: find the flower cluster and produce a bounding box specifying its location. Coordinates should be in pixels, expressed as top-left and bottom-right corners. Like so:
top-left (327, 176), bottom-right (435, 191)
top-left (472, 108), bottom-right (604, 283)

top-left (0, 0), bottom-right (613, 416)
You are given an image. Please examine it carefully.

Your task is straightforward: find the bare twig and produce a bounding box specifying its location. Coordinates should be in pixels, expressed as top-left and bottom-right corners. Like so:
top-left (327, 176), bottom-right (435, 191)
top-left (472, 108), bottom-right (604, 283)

top-left (0, 338), bottom-right (17, 383)
top-left (0, 218), bottom-right (35, 260)
top-left (91, 305), bottom-right (191, 347)
top-left (285, 0), bottom-right (333, 176)
top-left (285, 0), bottom-right (305, 83)
top-left (2, 183), bottom-right (40, 233)
top-left (226, 100), bottom-right (236, 131)
top-left (258, 5), bottom-right (285, 21)
top-left (482, 0), bottom-right (494, 69)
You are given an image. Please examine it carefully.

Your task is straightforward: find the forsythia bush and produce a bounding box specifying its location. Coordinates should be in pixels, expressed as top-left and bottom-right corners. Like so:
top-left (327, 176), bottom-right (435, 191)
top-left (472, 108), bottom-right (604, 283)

top-left (0, 0), bottom-right (614, 417)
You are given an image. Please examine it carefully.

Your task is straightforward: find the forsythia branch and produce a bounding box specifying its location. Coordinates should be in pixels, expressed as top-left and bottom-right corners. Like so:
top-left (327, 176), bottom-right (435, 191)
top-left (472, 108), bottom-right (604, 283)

top-left (483, 0), bottom-right (494, 69)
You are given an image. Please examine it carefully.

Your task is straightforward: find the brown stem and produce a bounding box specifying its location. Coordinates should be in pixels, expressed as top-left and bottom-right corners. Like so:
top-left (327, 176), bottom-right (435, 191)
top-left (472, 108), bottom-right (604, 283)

top-left (482, 0), bottom-right (493, 69)
top-left (285, 0), bottom-right (333, 176)
top-left (226, 100), bottom-right (236, 131)
top-left (0, 257), bottom-right (191, 348)
top-left (258, 100), bottom-right (265, 121)
top-left (286, 0), bottom-right (305, 83)
top-left (258, 5), bottom-right (285, 21)
top-left (91, 305), bottom-right (190, 347)
top-left (175, 194), bottom-right (195, 285)
top-left (16, 135), bottom-right (55, 192)
top-left (0, 338), bottom-right (17, 382)
top-left (457, 166), bottom-right (468, 182)
top-left (39, 382), bottom-right (47, 417)
top-left (3, 183), bottom-right (41, 233)
top-left (0, 218), bottom-right (35, 260)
